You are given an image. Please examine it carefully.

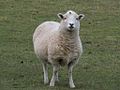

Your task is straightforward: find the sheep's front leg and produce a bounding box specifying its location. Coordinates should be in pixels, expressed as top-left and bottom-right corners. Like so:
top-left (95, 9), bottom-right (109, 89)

top-left (50, 65), bottom-right (59, 86)
top-left (68, 62), bottom-right (75, 88)
top-left (42, 63), bottom-right (49, 84)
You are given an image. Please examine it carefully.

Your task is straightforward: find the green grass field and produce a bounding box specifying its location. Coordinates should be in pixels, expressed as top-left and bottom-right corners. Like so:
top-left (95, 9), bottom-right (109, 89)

top-left (0, 0), bottom-right (120, 90)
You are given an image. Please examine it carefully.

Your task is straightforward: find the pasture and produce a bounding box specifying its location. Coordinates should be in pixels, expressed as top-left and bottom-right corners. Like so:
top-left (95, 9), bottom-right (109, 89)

top-left (0, 0), bottom-right (120, 90)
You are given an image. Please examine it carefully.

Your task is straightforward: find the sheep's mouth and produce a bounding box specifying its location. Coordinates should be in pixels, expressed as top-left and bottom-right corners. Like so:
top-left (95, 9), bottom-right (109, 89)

top-left (67, 28), bottom-right (74, 32)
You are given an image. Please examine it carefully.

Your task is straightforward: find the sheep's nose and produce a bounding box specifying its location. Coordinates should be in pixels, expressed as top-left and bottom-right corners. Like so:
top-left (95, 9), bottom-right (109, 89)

top-left (69, 23), bottom-right (74, 29)
top-left (69, 23), bottom-right (74, 27)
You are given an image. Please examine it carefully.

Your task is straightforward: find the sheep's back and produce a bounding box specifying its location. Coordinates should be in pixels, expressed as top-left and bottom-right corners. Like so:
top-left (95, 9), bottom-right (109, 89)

top-left (33, 21), bottom-right (60, 42)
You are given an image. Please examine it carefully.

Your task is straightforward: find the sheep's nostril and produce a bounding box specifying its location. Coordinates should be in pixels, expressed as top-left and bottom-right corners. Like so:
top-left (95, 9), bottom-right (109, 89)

top-left (69, 23), bottom-right (74, 29)
top-left (69, 23), bottom-right (74, 26)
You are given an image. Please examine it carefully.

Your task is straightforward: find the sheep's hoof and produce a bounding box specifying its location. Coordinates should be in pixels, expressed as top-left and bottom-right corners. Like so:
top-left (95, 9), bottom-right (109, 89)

top-left (44, 82), bottom-right (49, 85)
top-left (50, 82), bottom-right (55, 87)
top-left (56, 79), bottom-right (59, 82)
top-left (70, 84), bottom-right (75, 88)
top-left (44, 80), bottom-right (49, 85)
top-left (50, 84), bottom-right (55, 87)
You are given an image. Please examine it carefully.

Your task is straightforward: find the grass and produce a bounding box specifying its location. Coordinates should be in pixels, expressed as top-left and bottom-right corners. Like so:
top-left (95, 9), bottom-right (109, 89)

top-left (0, 0), bottom-right (120, 90)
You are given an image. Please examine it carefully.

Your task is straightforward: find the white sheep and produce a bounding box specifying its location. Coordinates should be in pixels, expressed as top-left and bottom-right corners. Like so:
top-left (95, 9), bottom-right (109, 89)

top-left (33, 10), bottom-right (85, 88)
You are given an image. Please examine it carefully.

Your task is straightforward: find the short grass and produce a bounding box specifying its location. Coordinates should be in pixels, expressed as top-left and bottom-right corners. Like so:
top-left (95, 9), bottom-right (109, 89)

top-left (0, 0), bottom-right (120, 90)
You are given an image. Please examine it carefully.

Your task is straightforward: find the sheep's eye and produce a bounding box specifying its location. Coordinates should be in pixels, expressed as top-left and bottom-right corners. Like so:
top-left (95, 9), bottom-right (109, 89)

top-left (76, 18), bottom-right (79, 20)
top-left (63, 17), bottom-right (67, 20)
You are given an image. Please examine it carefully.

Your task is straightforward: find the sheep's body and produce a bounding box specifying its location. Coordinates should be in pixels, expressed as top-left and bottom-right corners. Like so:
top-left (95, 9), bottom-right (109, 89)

top-left (33, 21), bottom-right (82, 66)
top-left (33, 10), bottom-right (84, 88)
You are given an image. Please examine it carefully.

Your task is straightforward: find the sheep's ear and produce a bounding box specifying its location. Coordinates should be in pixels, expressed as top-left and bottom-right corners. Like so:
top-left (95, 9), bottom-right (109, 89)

top-left (78, 14), bottom-right (85, 20)
top-left (57, 13), bottom-right (64, 19)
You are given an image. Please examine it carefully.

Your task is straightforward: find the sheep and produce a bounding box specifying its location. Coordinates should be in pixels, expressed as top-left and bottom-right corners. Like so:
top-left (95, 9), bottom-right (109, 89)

top-left (33, 10), bottom-right (85, 88)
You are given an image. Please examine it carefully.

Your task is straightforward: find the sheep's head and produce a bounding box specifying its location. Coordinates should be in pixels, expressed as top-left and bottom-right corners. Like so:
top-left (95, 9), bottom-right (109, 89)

top-left (58, 10), bottom-right (85, 32)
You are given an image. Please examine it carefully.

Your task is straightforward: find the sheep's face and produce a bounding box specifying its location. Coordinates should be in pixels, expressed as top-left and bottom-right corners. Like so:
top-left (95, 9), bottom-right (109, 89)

top-left (58, 10), bottom-right (85, 32)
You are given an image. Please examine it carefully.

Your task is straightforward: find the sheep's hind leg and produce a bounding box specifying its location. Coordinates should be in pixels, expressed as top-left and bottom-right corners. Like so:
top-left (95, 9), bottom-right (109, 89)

top-left (68, 62), bottom-right (75, 88)
top-left (50, 65), bottom-right (59, 86)
top-left (42, 63), bottom-right (49, 84)
top-left (56, 71), bottom-right (59, 82)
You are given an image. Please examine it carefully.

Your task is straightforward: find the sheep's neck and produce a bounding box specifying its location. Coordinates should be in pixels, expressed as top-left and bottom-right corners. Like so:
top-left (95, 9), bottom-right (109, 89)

top-left (58, 28), bottom-right (80, 41)
top-left (57, 29), bottom-right (80, 55)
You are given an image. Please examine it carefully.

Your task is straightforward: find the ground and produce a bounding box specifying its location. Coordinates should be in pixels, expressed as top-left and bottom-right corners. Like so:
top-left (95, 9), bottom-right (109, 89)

top-left (0, 0), bottom-right (120, 90)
